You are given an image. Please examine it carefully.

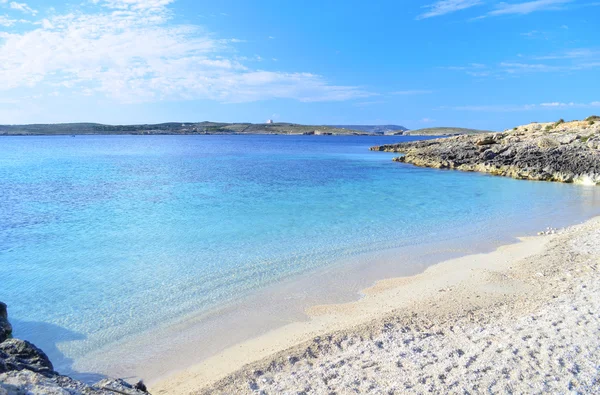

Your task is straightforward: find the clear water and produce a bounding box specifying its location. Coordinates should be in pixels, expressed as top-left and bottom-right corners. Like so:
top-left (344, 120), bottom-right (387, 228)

top-left (1, 135), bottom-right (599, 379)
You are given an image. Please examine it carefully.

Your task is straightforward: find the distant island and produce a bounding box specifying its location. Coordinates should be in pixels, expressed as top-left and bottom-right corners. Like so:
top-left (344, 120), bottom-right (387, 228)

top-left (330, 125), bottom-right (408, 134)
top-left (0, 122), bottom-right (412, 136)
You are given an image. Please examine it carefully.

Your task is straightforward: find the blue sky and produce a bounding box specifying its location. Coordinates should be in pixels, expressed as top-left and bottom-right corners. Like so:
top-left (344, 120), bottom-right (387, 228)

top-left (0, 0), bottom-right (598, 130)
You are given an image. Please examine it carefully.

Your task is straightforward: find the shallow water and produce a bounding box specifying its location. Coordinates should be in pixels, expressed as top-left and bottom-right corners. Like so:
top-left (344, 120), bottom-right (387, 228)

top-left (1, 134), bottom-right (599, 380)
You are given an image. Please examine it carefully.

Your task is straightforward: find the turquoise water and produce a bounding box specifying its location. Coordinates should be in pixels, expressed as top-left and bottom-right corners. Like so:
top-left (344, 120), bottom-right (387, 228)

top-left (1, 135), bottom-right (600, 378)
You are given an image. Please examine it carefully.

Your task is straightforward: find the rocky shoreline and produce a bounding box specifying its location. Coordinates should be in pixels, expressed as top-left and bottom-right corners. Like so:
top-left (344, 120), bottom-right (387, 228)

top-left (0, 302), bottom-right (149, 395)
top-left (371, 117), bottom-right (600, 184)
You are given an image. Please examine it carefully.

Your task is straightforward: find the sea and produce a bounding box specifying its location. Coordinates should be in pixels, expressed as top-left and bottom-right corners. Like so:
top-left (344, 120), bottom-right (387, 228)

top-left (1, 134), bottom-right (599, 381)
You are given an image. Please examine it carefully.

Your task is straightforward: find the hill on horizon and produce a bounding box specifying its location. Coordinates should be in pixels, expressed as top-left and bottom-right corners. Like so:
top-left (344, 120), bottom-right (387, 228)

top-left (331, 125), bottom-right (408, 133)
top-left (0, 122), bottom-right (401, 136)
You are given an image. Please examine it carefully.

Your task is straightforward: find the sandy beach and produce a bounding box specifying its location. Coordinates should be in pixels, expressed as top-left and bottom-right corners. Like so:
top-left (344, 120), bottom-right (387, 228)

top-left (150, 216), bottom-right (600, 394)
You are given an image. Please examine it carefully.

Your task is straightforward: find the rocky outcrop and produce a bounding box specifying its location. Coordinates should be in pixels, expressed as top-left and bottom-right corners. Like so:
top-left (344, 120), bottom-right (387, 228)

top-left (371, 118), bottom-right (600, 184)
top-left (0, 302), bottom-right (149, 395)
top-left (0, 339), bottom-right (55, 376)
top-left (0, 370), bottom-right (147, 395)
top-left (0, 303), bottom-right (11, 343)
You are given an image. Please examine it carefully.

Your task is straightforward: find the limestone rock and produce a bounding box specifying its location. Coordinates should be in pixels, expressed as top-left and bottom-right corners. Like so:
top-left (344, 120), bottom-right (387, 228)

top-left (0, 339), bottom-right (55, 376)
top-left (0, 371), bottom-right (149, 395)
top-left (371, 118), bottom-right (600, 185)
top-left (0, 302), bottom-right (11, 344)
top-left (0, 304), bottom-right (149, 394)
top-left (556, 133), bottom-right (579, 145)
top-left (0, 370), bottom-right (69, 395)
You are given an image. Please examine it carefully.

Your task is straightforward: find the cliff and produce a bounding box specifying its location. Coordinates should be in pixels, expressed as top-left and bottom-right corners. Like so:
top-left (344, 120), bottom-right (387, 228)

top-left (371, 117), bottom-right (600, 184)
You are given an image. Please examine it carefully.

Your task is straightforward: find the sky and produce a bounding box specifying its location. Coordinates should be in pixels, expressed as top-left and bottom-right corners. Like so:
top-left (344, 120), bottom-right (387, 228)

top-left (0, 0), bottom-right (599, 130)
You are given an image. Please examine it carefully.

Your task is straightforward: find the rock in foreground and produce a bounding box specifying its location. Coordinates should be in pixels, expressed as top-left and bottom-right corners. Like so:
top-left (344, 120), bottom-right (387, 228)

top-left (0, 302), bottom-right (148, 395)
top-left (371, 118), bottom-right (600, 184)
top-left (0, 303), bottom-right (11, 344)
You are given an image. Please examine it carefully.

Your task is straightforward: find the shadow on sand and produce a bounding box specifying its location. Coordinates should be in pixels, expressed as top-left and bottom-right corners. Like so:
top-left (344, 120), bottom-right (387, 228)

top-left (11, 319), bottom-right (107, 383)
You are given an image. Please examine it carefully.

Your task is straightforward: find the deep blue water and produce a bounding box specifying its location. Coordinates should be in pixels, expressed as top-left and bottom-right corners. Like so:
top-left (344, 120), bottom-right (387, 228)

top-left (1, 134), bottom-right (599, 375)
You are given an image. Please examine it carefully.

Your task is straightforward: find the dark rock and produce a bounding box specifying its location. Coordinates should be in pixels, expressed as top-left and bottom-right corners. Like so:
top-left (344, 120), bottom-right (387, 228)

top-left (0, 302), bottom-right (11, 343)
top-left (482, 150), bottom-right (497, 160)
top-left (0, 370), bottom-right (150, 395)
top-left (95, 378), bottom-right (149, 394)
top-left (0, 303), bottom-right (149, 394)
top-left (134, 380), bottom-right (148, 393)
top-left (0, 338), bottom-right (55, 376)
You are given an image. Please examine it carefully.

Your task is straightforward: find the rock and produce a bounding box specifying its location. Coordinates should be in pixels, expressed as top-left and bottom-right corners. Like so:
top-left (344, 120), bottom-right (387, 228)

top-left (134, 380), bottom-right (148, 393)
top-left (0, 370), bottom-right (150, 395)
top-left (482, 150), bottom-right (497, 160)
top-left (0, 304), bottom-right (149, 394)
top-left (370, 118), bottom-right (600, 185)
top-left (0, 370), bottom-right (70, 395)
top-left (94, 378), bottom-right (148, 394)
top-left (556, 134), bottom-right (579, 145)
top-left (537, 137), bottom-right (559, 149)
top-left (587, 139), bottom-right (600, 150)
top-left (476, 136), bottom-right (496, 146)
top-left (0, 339), bottom-right (55, 376)
top-left (0, 302), bottom-right (11, 343)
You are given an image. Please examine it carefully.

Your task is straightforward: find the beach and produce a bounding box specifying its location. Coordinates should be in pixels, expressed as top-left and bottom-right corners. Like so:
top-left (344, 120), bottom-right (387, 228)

top-left (150, 215), bottom-right (600, 394)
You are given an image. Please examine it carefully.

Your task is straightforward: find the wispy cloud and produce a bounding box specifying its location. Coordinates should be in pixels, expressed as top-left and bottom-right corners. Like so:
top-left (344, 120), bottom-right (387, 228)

top-left (95, 0), bottom-right (175, 11)
top-left (0, 14), bottom-right (20, 26)
top-left (0, 0), bottom-right (373, 104)
top-left (417, 0), bottom-right (483, 19)
top-left (488, 0), bottom-right (572, 16)
top-left (444, 101), bottom-right (600, 111)
top-left (540, 101), bottom-right (600, 107)
top-left (446, 48), bottom-right (600, 77)
top-left (7, 1), bottom-right (37, 15)
top-left (533, 48), bottom-right (600, 60)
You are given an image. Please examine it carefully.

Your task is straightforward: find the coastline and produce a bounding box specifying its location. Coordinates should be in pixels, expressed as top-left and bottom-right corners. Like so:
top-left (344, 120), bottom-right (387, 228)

top-left (68, 197), bottom-right (598, 384)
top-left (149, 215), bottom-right (600, 394)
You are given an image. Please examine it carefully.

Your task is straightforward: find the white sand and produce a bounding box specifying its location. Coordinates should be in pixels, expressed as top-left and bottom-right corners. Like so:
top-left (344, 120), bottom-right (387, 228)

top-left (151, 217), bottom-right (600, 394)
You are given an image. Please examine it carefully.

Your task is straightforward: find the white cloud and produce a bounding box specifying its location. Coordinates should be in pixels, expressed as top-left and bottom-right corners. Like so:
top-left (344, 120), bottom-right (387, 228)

top-left (0, 1), bottom-right (372, 104)
top-left (8, 1), bottom-right (36, 15)
top-left (417, 0), bottom-right (483, 19)
top-left (500, 62), bottom-right (562, 72)
top-left (95, 0), bottom-right (175, 10)
top-left (488, 0), bottom-right (571, 16)
top-left (0, 14), bottom-right (17, 26)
